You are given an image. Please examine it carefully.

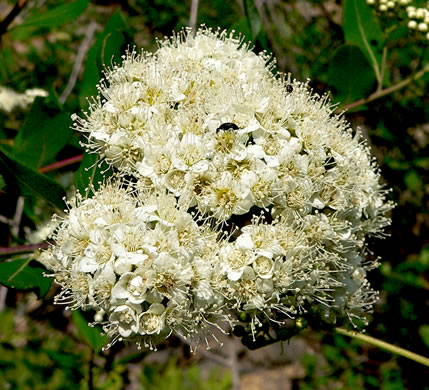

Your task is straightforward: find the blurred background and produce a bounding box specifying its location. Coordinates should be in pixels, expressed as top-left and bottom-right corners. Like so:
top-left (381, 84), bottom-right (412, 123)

top-left (0, 0), bottom-right (428, 388)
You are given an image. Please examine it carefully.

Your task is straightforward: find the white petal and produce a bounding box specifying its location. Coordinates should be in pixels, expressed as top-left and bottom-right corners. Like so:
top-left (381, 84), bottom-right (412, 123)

top-left (79, 257), bottom-right (98, 273)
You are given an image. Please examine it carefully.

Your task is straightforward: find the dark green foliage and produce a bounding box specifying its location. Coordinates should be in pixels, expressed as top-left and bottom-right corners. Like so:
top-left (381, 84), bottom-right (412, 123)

top-left (79, 11), bottom-right (131, 109)
top-left (73, 152), bottom-right (110, 195)
top-left (343, 0), bottom-right (385, 83)
top-left (0, 147), bottom-right (66, 210)
top-left (328, 44), bottom-right (376, 103)
top-left (13, 98), bottom-right (72, 169)
top-left (72, 310), bottom-right (108, 353)
top-left (11, 0), bottom-right (89, 34)
top-left (0, 259), bottom-right (52, 298)
top-left (243, 0), bottom-right (262, 40)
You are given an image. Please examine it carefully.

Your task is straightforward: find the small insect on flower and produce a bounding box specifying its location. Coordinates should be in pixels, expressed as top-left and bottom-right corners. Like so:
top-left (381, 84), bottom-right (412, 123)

top-left (286, 84), bottom-right (293, 93)
top-left (216, 122), bottom-right (239, 132)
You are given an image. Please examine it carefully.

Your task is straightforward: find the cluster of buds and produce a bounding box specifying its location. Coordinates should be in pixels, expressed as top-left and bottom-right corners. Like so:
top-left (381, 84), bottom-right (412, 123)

top-left (40, 28), bottom-right (393, 350)
top-left (406, 3), bottom-right (429, 37)
top-left (367, 0), bottom-right (429, 41)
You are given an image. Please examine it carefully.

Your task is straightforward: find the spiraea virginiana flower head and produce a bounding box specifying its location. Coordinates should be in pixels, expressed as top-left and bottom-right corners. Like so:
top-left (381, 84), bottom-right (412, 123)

top-left (43, 27), bottom-right (393, 350)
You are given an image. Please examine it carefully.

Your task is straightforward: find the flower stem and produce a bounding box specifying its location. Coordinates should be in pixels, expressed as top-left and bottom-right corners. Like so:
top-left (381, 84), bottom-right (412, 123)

top-left (38, 154), bottom-right (84, 174)
top-left (0, 242), bottom-right (49, 255)
top-left (335, 327), bottom-right (429, 367)
top-left (0, 0), bottom-right (29, 37)
top-left (344, 62), bottom-right (429, 111)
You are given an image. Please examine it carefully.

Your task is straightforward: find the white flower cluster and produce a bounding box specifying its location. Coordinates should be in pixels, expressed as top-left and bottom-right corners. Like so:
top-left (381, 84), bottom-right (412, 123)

top-left (41, 183), bottom-right (227, 349)
top-left (367, 0), bottom-right (429, 41)
top-left (42, 28), bottom-right (393, 350)
top-left (0, 86), bottom-right (48, 113)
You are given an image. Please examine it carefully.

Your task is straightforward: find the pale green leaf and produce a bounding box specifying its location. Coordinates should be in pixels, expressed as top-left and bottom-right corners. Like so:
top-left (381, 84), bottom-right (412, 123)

top-left (344, 0), bottom-right (385, 83)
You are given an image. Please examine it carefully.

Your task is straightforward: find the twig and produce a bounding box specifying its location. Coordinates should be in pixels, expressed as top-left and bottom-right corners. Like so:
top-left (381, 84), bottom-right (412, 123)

top-left (0, 0), bottom-right (29, 38)
top-left (38, 154), bottom-right (84, 174)
top-left (0, 215), bottom-right (12, 225)
top-left (336, 327), bottom-right (429, 367)
top-left (11, 196), bottom-right (24, 237)
top-left (59, 22), bottom-right (97, 104)
top-left (0, 242), bottom-right (50, 255)
top-left (189, 0), bottom-right (199, 33)
top-left (0, 286), bottom-right (7, 312)
top-left (344, 62), bottom-right (429, 111)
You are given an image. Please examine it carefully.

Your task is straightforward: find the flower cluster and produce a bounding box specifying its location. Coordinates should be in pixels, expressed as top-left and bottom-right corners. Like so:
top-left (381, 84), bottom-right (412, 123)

top-left (0, 86), bottom-right (48, 113)
top-left (41, 182), bottom-right (228, 349)
top-left (367, 0), bottom-right (429, 41)
top-left (42, 28), bottom-right (393, 350)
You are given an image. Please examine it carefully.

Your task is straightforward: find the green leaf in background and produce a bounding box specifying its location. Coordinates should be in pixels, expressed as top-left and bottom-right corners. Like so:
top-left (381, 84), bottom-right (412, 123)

top-left (243, 0), bottom-right (262, 40)
top-left (0, 259), bottom-right (52, 298)
top-left (0, 147), bottom-right (66, 210)
top-left (13, 98), bottom-right (72, 169)
top-left (43, 350), bottom-right (83, 370)
top-left (73, 152), bottom-right (111, 195)
top-left (404, 169), bottom-right (423, 192)
top-left (414, 157), bottom-right (429, 170)
top-left (79, 11), bottom-right (130, 108)
top-left (12, 0), bottom-right (89, 33)
top-left (0, 47), bottom-right (14, 83)
top-left (343, 0), bottom-right (385, 84)
top-left (419, 325), bottom-right (429, 349)
top-left (328, 44), bottom-right (376, 104)
top-left (72, 310), bottom-right (108, 353)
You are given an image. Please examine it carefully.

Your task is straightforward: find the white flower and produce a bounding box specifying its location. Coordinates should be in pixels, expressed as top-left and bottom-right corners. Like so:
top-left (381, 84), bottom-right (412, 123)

top-left (111, 271), bottom-right (149, 304)
top-left (138, 303), bottom-right (166, 335)
top-left (109, 304), bottom-right (141, 337)
top-left (252, 255), bottom-right (274, 279)
top-left (220, 243), bottom-right (254, 281)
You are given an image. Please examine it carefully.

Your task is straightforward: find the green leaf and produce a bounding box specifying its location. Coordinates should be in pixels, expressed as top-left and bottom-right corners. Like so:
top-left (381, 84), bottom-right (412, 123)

top-left (328, 45), bottom-right (376, 104)
top-left (343, 0), bottom-right (385, 83)
top-left (0, 259), bottom-right (52, 298)
top-left (14, 0), bottom-right (89, 30)
top-left (80, 11), bottom-right (130, 108)
top-left (414, 157), bottom-right (429, 170)
top-left (384, 155), bottom-right (409, 171)
top-left (73, 152), bottom-right (111, 195)
top-left (404, 169), bottom-right (422, 192)
top-left (419, 325), bottom-right (429, 349)
top-left (13, 98), bottom-right (72, 169)
top-left (43, 349), bottom-right (83, 369)
top-left (243, 0), bottom-right (262, 40)
top-left (0, 147), bottom-right (66, 210)
top-left (72, 310), bottom-right (108, 353)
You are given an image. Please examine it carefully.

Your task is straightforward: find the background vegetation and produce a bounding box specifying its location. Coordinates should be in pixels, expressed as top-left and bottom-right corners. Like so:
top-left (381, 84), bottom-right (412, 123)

top-left (0, 0), bottom-right (427, 388)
